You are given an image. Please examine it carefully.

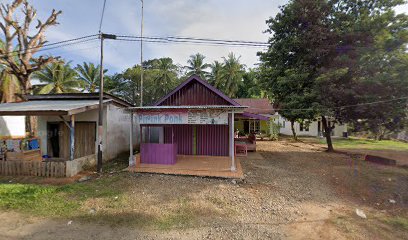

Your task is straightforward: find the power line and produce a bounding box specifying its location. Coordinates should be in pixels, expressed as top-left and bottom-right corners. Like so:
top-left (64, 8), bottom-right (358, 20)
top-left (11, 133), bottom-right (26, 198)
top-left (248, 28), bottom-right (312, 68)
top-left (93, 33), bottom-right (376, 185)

top-left (34, 38), bottom-right (100, 54)
top-left (267, 96), bottom-right (408, 111)
top-left (115, 36), bottom-right (269, 48)
top-left (117, 35), bottom-right (269, 46)
top-left (0, 34), bottom-right (99, 58)
top-left (98, 0), bottom-right (107, 33)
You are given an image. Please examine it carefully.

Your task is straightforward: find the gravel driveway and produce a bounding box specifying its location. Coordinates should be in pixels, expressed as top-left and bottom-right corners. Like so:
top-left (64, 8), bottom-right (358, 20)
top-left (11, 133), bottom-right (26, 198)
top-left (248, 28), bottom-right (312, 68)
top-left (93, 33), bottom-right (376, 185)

top-left (1, 140), bottom-right (406, 240)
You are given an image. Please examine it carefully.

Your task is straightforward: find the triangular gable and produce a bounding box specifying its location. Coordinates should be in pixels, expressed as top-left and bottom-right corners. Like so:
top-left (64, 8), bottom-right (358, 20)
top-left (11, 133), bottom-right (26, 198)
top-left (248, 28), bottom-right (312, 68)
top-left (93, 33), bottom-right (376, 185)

top-left (154, 75), bottom-right (240, 106)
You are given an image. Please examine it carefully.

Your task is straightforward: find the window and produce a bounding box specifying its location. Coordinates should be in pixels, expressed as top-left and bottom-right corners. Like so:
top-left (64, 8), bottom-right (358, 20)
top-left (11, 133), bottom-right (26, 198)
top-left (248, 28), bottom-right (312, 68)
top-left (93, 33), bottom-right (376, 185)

top-left (300, 121), bottom-right (310, 132)
top-left (142, 126), bottom-right (164, 143)
top-left (249, 120), bottom-right (260, 133)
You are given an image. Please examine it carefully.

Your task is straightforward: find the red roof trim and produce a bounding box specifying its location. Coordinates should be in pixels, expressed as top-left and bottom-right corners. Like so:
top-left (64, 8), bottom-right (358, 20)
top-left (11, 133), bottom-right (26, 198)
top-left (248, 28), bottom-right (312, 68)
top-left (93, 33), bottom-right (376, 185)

top-left (153, 75), bottom-right (240, 106)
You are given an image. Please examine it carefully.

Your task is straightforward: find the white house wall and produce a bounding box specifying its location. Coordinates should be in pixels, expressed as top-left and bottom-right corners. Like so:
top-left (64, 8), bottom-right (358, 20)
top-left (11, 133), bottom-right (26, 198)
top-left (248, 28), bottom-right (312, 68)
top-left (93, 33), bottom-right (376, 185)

top-left (273, 114), bottom-right (347, 137)
top-left (0, 116), bottom-right (26, 137)
top-left (105, 104), bottom-right (138, 160)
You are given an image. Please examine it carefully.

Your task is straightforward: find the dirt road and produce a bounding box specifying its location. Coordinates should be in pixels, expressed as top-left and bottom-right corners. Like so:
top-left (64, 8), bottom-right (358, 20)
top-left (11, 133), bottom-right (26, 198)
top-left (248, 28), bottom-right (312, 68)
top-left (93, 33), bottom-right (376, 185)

top-left (0, 140), bottom-right (406, 239)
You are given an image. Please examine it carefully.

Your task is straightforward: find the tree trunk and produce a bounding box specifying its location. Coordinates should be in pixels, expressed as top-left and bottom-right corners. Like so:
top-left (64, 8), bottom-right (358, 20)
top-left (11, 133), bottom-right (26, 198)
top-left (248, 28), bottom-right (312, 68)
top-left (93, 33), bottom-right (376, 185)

top-left (321, 116), bottom-right (334, 152)
top-left (290, 120), bottom-right (297, 141)
top-left (21, 77), bottom-right (34, 137)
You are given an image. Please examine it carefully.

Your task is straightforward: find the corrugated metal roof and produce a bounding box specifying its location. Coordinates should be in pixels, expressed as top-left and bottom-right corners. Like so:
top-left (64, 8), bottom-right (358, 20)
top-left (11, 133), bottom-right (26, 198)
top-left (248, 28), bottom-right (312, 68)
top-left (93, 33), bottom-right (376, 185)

top-left (154, 75), bottom-right (241, 106)
top-left (129, 105), bottom-right (247, 112)
top-left (0, 100), bottom-right (111, 116)
top-left (27, 93), bottom-right (133, 107)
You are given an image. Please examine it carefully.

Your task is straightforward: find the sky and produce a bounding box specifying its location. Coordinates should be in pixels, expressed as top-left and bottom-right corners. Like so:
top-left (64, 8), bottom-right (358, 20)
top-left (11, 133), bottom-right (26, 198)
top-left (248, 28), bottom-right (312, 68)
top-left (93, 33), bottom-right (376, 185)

top-left (22, 0), bottom-right (287, 74)
top-left (6, 0), bottom-right (408, 75)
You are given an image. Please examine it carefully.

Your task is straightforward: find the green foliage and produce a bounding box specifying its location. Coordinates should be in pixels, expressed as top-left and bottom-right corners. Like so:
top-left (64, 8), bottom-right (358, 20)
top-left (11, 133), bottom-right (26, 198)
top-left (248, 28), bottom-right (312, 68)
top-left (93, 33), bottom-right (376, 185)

top-left (318, 137), bottom-right (408, 151)
top-left (33, 61), bottom-right (81, 94)
top-left (75, 62), bottom-right (107, 93)
top-left (258, 0), bottom-right (325, 140)
top-left (208, 60), bottom-right (223, 88)
top-left (269, 120), bottom-right (281, 140)
top-left (218, 53), bottom-right (245, 98)
top-left (185, 53), bottom-right (211, 80)
top-left (259, 0), bottom-right (408, 146)
top-left (105, 57), bottom-right (181, 105)
top-left (316, 0), bottom-right (408, 139)
top-left (236, 68), bottom-right (264, 98)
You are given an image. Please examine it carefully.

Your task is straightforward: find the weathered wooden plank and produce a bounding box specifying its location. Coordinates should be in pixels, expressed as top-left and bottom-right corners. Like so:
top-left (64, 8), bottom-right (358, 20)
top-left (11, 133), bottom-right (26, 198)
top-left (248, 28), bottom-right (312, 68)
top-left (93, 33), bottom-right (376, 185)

top-left (0, 160), bottom-right (69, 178)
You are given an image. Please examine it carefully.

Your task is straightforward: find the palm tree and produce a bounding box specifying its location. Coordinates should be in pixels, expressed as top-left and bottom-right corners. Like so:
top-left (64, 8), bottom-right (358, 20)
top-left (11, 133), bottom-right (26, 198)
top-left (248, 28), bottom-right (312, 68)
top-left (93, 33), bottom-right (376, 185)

top-left (33, 62), bottom-right (80, 94)
top-left (220, 53), bottom-right (245, 97)
top-left (209, 61), bottom-right (224, 89)
top-left (151, 58), bottom-right (179, 98)
top-left (185, 53), bottom-right (211, 79)
top-left (75, 62), bottom-right (106, 93)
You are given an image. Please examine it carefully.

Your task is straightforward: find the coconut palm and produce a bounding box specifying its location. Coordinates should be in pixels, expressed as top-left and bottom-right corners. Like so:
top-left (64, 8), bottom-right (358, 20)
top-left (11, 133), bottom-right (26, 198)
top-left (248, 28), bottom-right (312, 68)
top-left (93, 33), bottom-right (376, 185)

top-left (209, 61), bottom-right (224, 89)
top-left (220, 53), bottom-right (245, 97)
top-left (151, 58), bottom-right (179, 97)
top-left (185, 53), bottom-right (211, 79)
top-left (33, 62), bottom-right (80, 94)
top-left (75, 62), bottom-right (107, 93)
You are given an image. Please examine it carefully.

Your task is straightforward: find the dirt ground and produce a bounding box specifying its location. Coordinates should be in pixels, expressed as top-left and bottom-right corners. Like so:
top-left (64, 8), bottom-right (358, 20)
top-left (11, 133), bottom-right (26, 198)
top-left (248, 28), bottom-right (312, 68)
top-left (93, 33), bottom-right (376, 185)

top-left (0, 140), bottom-right (407, 240)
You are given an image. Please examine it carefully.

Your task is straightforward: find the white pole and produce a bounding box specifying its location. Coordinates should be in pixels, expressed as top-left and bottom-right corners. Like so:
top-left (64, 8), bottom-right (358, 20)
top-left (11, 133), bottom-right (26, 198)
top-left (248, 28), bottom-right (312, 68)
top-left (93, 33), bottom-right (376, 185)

top-left (140, 0), bottom-right (144, 107)
top-left (230, 111), bottom-right (236, 172)
top-left (129, 113), bottom-right (135, 167)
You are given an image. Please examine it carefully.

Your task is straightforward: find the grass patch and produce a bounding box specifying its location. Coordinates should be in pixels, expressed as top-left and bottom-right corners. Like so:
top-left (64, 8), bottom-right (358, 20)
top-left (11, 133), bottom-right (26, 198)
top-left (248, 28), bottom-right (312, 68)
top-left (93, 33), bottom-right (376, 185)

top-left (0, 184), bottom-right (79, 217)
top-left (384, 217), bottom-right (408, 231)
top-left (318, 137), bottom-right (408, 151)
top-left (0, 174), bottom-right (126, 217)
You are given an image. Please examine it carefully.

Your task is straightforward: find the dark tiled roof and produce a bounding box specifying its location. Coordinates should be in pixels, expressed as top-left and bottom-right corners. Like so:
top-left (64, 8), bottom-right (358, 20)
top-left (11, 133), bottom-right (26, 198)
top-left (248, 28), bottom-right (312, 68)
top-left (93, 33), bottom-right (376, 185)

top-left (233, 98), bottom-right (275, 114)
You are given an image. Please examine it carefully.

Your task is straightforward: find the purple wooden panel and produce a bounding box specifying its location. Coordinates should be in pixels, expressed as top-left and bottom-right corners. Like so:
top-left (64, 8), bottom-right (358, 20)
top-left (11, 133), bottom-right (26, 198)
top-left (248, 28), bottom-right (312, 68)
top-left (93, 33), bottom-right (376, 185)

top-left (154, 75), bottom-right (240, 106)
top-left (196, 125), bottom-right (229, 156)
top-left (159, 80), bottom-right (232, 106)
top-left (140, 143), bottom-right (177, 165)
top-left (164, 125), bottom-right (193, 155)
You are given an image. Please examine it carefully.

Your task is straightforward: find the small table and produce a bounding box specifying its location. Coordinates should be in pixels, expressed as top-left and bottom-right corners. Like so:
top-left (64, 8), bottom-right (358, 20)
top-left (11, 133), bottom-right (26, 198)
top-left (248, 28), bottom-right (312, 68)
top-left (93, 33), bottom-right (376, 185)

top-left (235, 141), bottom-right (248, 156)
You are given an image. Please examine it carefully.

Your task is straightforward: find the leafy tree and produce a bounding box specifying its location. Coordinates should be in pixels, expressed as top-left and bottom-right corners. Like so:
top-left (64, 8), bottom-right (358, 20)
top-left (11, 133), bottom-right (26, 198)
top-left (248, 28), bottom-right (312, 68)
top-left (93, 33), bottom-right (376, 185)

top-left (185, 53), bottom-right (211, 79)
top-left (0, 0), bottom-right (61, 97)
top-left (315, 0), bottom-right (408, 143)
top-left (33, 62), bottom-right (80, 94)
top-left (259, 0), bottom-right (325, 141)
top-left (236, 68), bottom-right (264, 98)
top-left (260, 0), bottom-right (408, 149)
top-left (145, 57), bottom-right (180, 98)
top-left (0, 0), bottom-right (61, 135)
top-left (106, 58), bottom-right (181, 106)
top-left (219, 53), bottom-right (245, 98)
top-left (75, 62), bottom-right (106, 93)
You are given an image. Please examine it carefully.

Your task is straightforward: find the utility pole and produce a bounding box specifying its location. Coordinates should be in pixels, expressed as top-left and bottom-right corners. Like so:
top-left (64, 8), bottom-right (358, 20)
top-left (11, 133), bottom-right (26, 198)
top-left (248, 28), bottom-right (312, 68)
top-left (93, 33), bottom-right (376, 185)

top-left (97, 33), bottom-right (116, 173)
top-left (140, 0), bottom-right (144, 106)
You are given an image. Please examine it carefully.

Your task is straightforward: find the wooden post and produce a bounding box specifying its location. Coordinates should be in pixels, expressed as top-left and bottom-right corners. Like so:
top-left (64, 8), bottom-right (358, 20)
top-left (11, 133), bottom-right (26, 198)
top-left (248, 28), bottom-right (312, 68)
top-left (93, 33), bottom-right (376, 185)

top-left (129, 113), bottom-right (135, 167)
top-left (230, 112), bottom-right (236, 172)
top-left (70, 114), bottom-right (75, 161)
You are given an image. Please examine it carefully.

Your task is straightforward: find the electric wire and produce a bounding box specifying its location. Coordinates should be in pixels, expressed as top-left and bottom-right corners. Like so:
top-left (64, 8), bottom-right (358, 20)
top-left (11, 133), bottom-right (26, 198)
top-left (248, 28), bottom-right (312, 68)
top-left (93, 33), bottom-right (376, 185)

top-left (98, 0), bottom-right (107, 33)
top-left (0, 34), bottom-right (99, 58)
